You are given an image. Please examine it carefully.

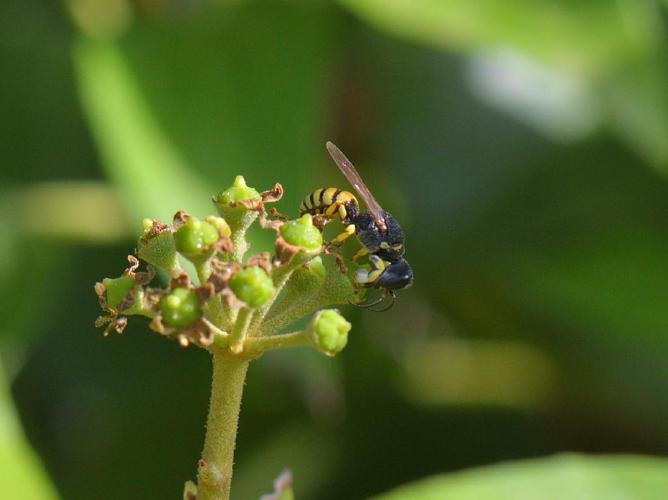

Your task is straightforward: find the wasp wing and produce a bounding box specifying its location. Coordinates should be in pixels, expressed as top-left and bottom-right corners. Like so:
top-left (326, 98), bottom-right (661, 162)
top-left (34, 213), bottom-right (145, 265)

top-left (325, 141), bottom-right (387, 231)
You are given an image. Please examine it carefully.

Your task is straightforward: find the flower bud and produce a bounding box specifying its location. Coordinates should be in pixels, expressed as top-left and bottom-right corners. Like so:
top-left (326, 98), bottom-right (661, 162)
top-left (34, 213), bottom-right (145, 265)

top-left (174, 216), bottom-right (220, 258)
top-left (138, 219), bottom-right (178, 272)
top-left (206, 216), bottom-right (231, 238)
top-left (280, 214), bottom-right (322, 251)
top-left (101, 276), bottom-right (135, 310)
top-left (215, 175), bottom-right (261, 206)
top-left (160, 288), bottom-right (201, 328)
top-left (229, 266), bottom-right (275, 308)
top-left (183, 481), bottom-right (197, 500)
top-left (214, 176), bottom-right (262, 231)
top-left (312, 309), bottom-right (351, 356)
top-left (276, 214), bottom-right (323, 265)
top-left (303, 256), bottom-right (326, 281)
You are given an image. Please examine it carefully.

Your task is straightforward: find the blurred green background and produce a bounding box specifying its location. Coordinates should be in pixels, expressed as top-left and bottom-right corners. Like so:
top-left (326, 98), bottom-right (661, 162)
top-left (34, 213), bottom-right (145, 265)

top-left (3, 0), bottom-right (668, 498)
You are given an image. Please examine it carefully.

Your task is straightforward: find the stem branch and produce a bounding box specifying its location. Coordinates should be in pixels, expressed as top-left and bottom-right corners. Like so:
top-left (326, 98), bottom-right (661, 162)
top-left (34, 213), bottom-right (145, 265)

top-left (244, 330), bottom-right (312, 355)
top-left (248, 264), bottom-right (296, 335)
top-left (228, 308), bottom-right (252, 354)
top-left (229, 212), bottom-right (258, 264)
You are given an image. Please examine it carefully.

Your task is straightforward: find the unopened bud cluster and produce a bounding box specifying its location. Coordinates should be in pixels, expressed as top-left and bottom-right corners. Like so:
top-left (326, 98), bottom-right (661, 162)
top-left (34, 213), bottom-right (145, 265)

top-left (95, 176), bottom-right (358, 357)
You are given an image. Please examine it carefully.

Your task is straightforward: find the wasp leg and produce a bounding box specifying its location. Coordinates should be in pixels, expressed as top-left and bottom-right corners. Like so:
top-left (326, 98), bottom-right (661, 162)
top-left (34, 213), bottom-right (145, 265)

top-left (268, 207), bottom-right (289, 221)
top-left (354, 255), bottom-right (388, 285)
top-left (337, 203), bottom-right (348, 220)
top-left (323, 245), bottom-right (348, 273)
top-left (368, 290), bottom-right (396, 312)
top-left (351, 290), bottom-right (396, 312)
top-left (352, 247), bottom-right (369, 262)
top-left (350, 292), bottom-right (386, 309)
top-left (329, 224), bottom-right (356, 247)
top-left (312, 214), bottom-right (328, 232)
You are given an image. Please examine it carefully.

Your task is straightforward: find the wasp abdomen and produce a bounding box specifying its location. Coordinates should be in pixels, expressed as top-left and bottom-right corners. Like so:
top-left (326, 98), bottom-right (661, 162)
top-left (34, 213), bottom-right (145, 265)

top-left (299, 187), bottom-right (358, 221)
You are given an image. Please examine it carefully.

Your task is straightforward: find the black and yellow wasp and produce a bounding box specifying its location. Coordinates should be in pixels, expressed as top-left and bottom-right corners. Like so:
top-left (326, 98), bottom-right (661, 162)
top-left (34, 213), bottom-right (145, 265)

top-left (299, 142), bottom-right (413, 311)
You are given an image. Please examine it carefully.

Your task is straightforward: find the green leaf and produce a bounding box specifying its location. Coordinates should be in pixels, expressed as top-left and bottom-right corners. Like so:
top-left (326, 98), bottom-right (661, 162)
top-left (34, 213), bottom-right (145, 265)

top-left (605, 59), bottom-right (668, 169)
top-left (114, 3), bottom-right (335, 207)
top-left (234, 424), bottom-right (336, 500)
top-left (73, 39), bottom-right (212, 222)
top-left (0, 362), bottom-right (59, 499)
top-left (5, 181), bottom-right (131, 243)
top-left (373, 454), bottom-right (668, 500)
top-left (337, 0), bottom-right (657, 77)
top-left (73, 2), bottom-right (337, 234)
top-left (337, 1), bottom-right (668, 170)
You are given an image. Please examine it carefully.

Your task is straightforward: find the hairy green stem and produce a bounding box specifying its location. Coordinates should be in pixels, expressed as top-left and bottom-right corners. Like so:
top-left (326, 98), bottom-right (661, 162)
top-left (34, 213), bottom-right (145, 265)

top-left (228, 308), bottom-right (252, 354)
top-left (205, 297), bottom-right (228, 330)
top-left (260, 290), bottom-right (327, 337)
top-left (132, 308), bottom-right (157, 320)
top-left (231, 231), bottom-right (247, 264)
top-left (197, 352), bottom-right (249, 500)
top-left (260, 256), bottom-right (358, 336)
top-left (248, 264), bottom-right (296, 335)
top-left (229, 212), bottom-right (258, 264)
top-left (194, 258), bottom-right (212, 283)
top-left (202, 319), bottom-right (228, 341)
top-left (244, 330), bottom-right (312, 355)
top-left (195, 259), bottom-right (228, 329)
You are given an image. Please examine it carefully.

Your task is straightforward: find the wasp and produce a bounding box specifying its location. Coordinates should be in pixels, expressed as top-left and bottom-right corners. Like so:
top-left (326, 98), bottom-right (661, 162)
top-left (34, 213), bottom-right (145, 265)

top-left (299, 142), bottom-right (413, 311)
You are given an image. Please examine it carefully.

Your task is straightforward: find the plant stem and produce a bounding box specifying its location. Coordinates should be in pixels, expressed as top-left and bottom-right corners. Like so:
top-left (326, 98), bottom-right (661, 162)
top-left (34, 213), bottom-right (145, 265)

top-left (228, 308), bottom-right (252, 354)
top-left (194, 258), bottom-right (212, 284)
top-left (197, 352), bottom-right (249, 500)
top-left (244, 330), bottom-right (312, 355)
top-left (195, 259), bottom-right (228, 329)
top-left (229, 212), bottom-right (258, 264)
top-left (248, 264), bottom-right (296, 335)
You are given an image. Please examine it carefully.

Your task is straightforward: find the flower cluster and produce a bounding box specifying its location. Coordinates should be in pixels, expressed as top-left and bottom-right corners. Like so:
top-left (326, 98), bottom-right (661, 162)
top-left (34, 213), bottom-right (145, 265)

top-left (95, 176), bottom-right (357, 357)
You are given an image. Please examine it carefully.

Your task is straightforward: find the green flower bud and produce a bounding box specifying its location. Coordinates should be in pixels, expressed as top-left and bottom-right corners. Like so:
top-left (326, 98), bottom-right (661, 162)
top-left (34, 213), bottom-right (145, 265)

top-left (205, 216), bottom-right (231, 238)
top-left (304, 256), bottom-right (326, 281)
top-left (102, 276), bottom-right (135, 310)
top-left (122, 287), bottom-right (146, 315)
top-left (280, 214), bottom-right (323, 251)
top-left (160, 288), bottom-right (201, 328)
top-left (214, 176), bottom-right (262, 234)
top-left (183, 481), bottom-right (197, 500)
top-left (230, 266), bottom-right (275, 308)
top-left (138, 219), bottom-right (178, 272)
top-left (312, 309), bottom-right (351, 356)
top-left (215, 176), bottom-right (261, 205)
top-left (174, 217), bottom-right (220, 258)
